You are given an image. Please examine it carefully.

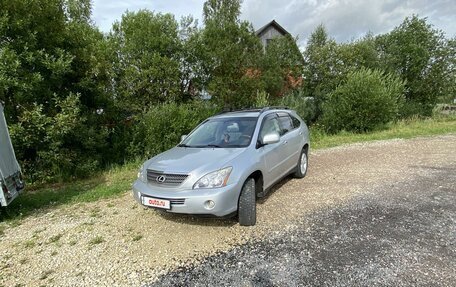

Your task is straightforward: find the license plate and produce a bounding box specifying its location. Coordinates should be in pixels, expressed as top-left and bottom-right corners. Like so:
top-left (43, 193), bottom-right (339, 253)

top-left (142, 196), bottom-right (171, 210)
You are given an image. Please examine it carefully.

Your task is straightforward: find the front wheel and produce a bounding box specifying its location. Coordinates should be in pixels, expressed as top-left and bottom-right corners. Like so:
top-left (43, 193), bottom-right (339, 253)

top-left (293, 147), bottom-right (308, 178)
top-left (238, 178), bottom-right (256, 226)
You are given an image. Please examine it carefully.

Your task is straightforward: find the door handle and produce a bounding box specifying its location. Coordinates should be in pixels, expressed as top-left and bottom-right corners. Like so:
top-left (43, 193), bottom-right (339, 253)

top-left (283, 140), bottom-right (288, 145)
top-left (299, 132), bottom-right (303, 135)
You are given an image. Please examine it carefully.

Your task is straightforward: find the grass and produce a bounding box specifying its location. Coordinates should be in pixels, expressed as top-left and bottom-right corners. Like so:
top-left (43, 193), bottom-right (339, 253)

top-left (19, 258), bottom-right (27, 264)
top-left (48, 233), bottom-right (63, 244)
top-left (311, 115), bottom-right (456, 149)
top-left (39, 270), bottom-right (53, 280)
top-left (23, 239), bottom-right (36, 249)
top-left (0, 115), bottom-right (455, 224)
top-left (0, 161), bottom-right (138, 222)
top-left (89, 207), bottom-right (101, 218)
top-left (132, 234), bottom-right (143, 241)
top-left (89, 235), bottom-right (104, 245)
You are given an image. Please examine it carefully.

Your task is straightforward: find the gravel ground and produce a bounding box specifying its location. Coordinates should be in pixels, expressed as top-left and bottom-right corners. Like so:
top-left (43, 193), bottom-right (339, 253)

top-left (151, 161), bottom-right (456, 286)
top-left (0, 135), bottom-right (454, 287)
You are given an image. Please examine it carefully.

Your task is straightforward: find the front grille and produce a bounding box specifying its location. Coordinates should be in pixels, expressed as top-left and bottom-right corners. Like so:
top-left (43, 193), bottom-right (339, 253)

top-left (147, 170), bottom-right (188, 186)
top-left (170, 198), bottom-right (185, 205)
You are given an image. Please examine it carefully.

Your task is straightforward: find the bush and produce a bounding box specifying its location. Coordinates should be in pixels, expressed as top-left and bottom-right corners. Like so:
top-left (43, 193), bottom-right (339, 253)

top-left (277, 91), bottom-right (317, 122)
top-left (130, 101), bottom-right (219, 158)
top-left (9, 94), bottom-right (108, 182)
top-left (254, 91), bottom-right (270, 108)
top-left (321, 68), bottom-right (404, 133)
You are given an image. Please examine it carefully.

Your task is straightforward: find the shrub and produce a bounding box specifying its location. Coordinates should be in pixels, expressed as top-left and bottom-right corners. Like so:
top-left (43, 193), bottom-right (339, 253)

top-left (277, 91), bottom-right (317, 122)
top-left (254, 91), bottom-right (270, 108)
top-left (130, 101), bottom-right (219, 158)
top-left (9, 94), bottom-right (107, 182)
top-left (321, 68), bottom-right (404, 133)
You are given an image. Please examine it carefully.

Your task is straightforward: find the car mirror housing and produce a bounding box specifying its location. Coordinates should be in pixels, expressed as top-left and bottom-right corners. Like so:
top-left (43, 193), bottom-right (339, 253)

top-left (262, 132), bottom-right (280, 145)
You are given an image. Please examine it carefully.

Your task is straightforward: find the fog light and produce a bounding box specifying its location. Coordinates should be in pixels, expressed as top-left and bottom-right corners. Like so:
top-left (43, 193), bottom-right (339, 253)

top-left (204, 200), bottom-right (216, 210)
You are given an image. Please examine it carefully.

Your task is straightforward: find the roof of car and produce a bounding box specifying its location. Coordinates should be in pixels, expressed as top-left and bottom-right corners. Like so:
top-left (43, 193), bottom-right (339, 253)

top-left (212, 107), bottom-right (291, 119)
top-left (212, 111), bottom-right (261, 118)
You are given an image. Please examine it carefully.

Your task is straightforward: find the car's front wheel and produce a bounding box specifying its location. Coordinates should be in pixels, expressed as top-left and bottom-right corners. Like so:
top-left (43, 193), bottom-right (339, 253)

top-left (238, 178), bottom-right (256, 226)
top-left (293, 147), bottom-right (308, 178)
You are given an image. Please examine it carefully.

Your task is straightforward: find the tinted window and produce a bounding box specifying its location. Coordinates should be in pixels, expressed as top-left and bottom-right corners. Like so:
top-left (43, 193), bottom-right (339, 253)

top-left (260, 116), bottom-right (281, 139)
top-left (291, 115), bottom-right (301, 128)
top-left (278, 116), bottom-right (293, 135)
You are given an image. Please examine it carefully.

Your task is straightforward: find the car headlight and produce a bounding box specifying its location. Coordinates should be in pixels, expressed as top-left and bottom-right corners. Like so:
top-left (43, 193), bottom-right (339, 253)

top-left (137, 164), bottom-right (147, 183)
top-left (193, 167), bottom-right (232, 189)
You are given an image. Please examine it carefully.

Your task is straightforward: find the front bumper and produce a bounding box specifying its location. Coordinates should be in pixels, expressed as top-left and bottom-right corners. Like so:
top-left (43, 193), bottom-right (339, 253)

top-left (132, 180), bottom-right (241, 217)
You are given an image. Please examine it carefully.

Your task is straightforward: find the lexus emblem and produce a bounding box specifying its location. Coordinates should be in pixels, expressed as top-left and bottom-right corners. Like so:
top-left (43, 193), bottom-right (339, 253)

top-left (156, 175), bottom-right (166, 183)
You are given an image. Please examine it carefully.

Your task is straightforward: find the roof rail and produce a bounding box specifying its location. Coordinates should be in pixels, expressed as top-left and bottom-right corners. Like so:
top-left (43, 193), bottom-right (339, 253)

top-left (217, 107), bottom-right (262, 115)
top-left (216, 106), bottom-right (289, 115)
top-left (259, 106), bottom-right (289, 114)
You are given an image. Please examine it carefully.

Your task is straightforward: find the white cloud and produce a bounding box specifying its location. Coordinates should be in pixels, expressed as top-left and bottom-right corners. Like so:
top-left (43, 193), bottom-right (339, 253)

top-left (92, 0), bottom-right (206, 32)
top-left (92, 0), bottom-right (456, 44)
top-left (241, 0), bottom-right (456, 46)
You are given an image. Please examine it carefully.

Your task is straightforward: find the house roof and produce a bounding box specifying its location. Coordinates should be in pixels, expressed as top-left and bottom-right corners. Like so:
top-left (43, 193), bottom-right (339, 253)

top-left (255, 20), bottom-right (290, 37)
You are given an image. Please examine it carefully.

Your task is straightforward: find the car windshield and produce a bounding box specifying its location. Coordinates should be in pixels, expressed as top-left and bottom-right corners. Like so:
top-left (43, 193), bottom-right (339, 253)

top-left (179, 117), bottom-right (257, 148)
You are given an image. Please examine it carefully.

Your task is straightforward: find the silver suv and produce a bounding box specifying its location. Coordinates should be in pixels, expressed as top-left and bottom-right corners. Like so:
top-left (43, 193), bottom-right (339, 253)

top-left (133, 107), bottom-right (309, 226)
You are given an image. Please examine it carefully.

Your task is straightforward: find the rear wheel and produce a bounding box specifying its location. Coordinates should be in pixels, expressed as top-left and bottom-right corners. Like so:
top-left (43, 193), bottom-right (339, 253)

top-left (293, 147), bottom-right (308, 178)
top-left (238, 178), bottom-right (256, 226)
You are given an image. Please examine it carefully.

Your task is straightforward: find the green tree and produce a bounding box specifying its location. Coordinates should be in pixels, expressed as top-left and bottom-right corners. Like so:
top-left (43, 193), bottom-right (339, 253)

top-left (260, 35), bottom-right (304, 98)
top-left (303, 26), bottom-right (383, 121)
top-left (322, 68), bottom-right (405, 133)
top-left (337, 33), bottom-right (380, 72)
top-left (376, 15), bottom-right (451, 116)
top-left (0, 0), bottom-right (112, 182)
top-left (130, 101), bottom-right (218, 157)
top-left (0, 0), bottom-right (68, 118)
top-left (445, 37), bottom-right (456, 103)
top-left (435, 37), bottom-right (456, 104)
top-left (177, 15), bottom-right (207, 100)
top-left (302, 25), bottom-right (340, 120)
top-left (109, 10), bottom-right (182, 114)
top-left (201, 0), bottom-right (263, 108)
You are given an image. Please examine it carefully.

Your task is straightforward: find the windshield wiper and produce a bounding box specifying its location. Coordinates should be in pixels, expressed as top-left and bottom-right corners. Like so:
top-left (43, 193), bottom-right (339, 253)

top-left (203, 144), bottom-right (222, 148)
top-left (179, 144), bottom-right (221, 148)
top-left (191, 144), bottom-right (222, 148)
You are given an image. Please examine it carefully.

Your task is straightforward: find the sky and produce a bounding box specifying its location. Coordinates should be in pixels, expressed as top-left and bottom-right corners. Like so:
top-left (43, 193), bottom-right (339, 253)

top-left (92, 0), bottom-right (456, 46)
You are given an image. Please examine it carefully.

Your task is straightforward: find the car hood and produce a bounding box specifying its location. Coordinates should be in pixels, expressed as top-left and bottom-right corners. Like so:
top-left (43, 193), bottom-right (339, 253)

top-left (145, 147), bottom-right (245, 174)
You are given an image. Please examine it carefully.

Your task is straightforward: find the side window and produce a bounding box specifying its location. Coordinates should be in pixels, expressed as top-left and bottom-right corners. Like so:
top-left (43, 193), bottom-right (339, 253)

top-left (291, 115), bottom-right (301, 129)
top-left (259, 116), bottom-right (281, 140)
top-left (278, 116), bottom-right (293, 135)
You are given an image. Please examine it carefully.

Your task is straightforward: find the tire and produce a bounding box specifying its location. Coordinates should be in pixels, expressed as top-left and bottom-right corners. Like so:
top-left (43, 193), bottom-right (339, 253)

top-left (293, 147), bottom-right (308, 178)
top-left (238, 178), bottom-right (256, 226)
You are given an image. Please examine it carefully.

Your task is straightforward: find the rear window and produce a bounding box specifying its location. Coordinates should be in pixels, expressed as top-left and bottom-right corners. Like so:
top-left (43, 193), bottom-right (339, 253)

top-left (291, 115), bottom-right (301, 128)
top-left (278, 115), bottom-right (293, 135)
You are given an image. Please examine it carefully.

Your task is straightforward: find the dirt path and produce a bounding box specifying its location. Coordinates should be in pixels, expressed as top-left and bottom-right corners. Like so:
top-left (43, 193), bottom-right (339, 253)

top-left (152, 159), bottom-right (456, 286)
top-left (0, 135), bottom-right (455, 287)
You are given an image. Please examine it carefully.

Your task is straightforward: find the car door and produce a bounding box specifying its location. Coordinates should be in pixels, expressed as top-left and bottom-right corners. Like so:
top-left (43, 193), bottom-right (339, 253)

top-left (277, 113), bottom-right (302, 173)
top-left (258, 114), bottom-right (289, 189)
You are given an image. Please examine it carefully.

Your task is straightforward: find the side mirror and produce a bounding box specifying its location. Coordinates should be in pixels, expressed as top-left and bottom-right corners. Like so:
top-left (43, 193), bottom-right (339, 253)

top-left (180, 135), bottom-right (187, 142)
top-left (261, 132), bottom-right (280, 145)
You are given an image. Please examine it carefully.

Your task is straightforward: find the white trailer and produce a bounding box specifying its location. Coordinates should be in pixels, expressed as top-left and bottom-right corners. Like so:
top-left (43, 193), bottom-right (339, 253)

top-left (0, 102), bottom-right (24, 206)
